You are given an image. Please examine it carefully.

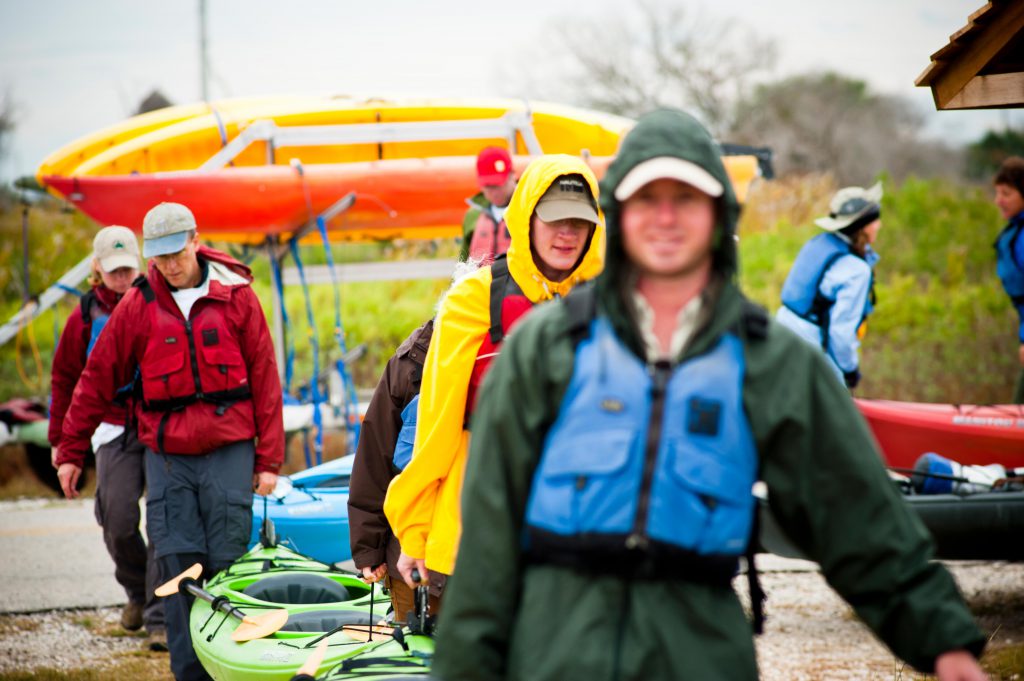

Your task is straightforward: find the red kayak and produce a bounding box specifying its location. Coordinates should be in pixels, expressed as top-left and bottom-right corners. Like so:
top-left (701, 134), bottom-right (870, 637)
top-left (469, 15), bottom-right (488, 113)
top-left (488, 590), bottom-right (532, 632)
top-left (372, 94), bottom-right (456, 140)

top-left (40, 155), bottom-right (761, 244)
top-left (42, 156), bottom-right (555, 244)
top-left (855, 399), bottom-right (1024, 469)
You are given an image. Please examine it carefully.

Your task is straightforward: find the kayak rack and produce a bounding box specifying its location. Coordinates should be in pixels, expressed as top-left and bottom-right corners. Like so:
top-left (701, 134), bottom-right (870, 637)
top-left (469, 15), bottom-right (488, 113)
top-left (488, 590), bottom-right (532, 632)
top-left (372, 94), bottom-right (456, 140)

top-left (198, 111), bottom-right (544, 171)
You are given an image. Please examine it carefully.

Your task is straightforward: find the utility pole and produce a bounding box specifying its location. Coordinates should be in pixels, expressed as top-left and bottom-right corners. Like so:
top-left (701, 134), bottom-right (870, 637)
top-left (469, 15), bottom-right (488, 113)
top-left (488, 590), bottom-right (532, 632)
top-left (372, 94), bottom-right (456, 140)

top-left (199, 0), bottom-right (210, 101)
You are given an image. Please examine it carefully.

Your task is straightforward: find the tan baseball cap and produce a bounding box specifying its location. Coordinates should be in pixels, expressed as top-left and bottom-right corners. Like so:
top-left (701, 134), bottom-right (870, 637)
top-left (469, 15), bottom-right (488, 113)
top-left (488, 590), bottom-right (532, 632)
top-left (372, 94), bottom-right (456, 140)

top-left (92, 226), bottom-right (140, 273)
top-left (142, 202), bottom-right (197, 257)
top-left (534, 175), bottom-right (599, 224)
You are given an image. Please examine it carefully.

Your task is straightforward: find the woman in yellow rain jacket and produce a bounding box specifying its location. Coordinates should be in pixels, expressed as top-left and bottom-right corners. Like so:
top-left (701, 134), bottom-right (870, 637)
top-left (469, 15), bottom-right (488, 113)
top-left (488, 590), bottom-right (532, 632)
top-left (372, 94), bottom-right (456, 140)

top-left (384, 155), bottom-right (605, 588)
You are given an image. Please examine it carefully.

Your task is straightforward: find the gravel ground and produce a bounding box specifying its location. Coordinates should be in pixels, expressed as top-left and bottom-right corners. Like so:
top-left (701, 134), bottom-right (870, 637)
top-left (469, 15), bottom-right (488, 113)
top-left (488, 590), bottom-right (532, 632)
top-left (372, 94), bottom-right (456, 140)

top-left (2, 558), bottom-right (1021, 679)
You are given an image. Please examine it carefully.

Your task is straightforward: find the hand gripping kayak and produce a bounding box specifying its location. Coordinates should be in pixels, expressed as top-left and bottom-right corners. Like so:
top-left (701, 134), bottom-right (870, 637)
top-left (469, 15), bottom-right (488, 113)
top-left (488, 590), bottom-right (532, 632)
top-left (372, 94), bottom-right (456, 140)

top-left (155, 563), bottom-right (290, 642)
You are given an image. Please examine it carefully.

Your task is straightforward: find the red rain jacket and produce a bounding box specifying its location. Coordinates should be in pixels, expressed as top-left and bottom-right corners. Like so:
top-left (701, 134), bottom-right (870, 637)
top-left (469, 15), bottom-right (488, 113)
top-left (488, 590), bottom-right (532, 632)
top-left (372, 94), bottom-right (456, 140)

top-left (58, 246), bottom-right (284, 473)
top-left (49, 285), bottom-right (127, 448)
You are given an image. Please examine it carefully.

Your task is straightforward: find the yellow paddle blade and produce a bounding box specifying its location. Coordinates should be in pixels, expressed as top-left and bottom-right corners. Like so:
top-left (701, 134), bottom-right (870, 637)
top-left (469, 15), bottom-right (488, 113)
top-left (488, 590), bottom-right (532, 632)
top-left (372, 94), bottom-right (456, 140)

top-left (232, 608), bottom-right (290, 642)
top-left (296, 639), bottom-right (329, 676)
top-left (155, 563), bottom-right (203, 598)
top-left (340, 623), bottom-right (394, 643)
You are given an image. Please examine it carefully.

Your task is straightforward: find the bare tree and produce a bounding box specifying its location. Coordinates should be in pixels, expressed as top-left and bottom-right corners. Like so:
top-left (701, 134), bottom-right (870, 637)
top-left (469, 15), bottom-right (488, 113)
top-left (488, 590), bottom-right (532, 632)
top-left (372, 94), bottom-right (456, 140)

top-left (0, 91), bottom-right (14, 164)
top-left (505, 1), bottom-right (777, 137)
top-left (728, 72), bottom-right (963, 184)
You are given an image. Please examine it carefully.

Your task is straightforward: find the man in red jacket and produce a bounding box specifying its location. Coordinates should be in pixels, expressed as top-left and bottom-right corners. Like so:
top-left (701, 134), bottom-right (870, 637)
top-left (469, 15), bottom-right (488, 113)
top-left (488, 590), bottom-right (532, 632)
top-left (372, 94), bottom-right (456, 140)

top-left (57, 202), bottom-right (284, 681)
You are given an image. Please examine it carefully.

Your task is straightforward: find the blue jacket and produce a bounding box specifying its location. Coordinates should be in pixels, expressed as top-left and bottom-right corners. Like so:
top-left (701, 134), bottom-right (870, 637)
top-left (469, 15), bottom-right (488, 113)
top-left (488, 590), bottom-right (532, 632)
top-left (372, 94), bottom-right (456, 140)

top-left (776, 233), bottom-right (878, 379)
top-left (995, 213), bottom-right (1024, 342)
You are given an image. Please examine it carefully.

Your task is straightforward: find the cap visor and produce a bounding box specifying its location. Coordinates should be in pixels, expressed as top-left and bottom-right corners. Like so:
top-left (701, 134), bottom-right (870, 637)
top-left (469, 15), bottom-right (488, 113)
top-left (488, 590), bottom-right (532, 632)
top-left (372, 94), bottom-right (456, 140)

top-left (98, 254), bottom-right (140, 272)
top-left (478, 172), bottom-right (511, 187)
top-left (143, 231), bottom-right (189, 258)
top-left (814, 216), bottom-right (848, 232)
top-left (534, 200), bottom-right (599, 224)
top-left (614, 157), bottom-right (724, 201)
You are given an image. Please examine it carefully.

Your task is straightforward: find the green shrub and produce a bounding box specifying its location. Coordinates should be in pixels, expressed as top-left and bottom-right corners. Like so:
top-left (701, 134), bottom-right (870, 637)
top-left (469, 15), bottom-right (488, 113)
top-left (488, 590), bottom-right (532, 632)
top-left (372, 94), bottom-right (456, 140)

top-left (1, 175), bottom-right (1018, 406)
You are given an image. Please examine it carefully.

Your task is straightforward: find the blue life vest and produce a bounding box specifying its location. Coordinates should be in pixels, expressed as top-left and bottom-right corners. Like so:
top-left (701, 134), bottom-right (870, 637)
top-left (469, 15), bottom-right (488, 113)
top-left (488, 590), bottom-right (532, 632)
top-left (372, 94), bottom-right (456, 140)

top-left (524, 316), bottom-right (758, 566)
top-left (780, 233), bottom-right (875, 349)
top-left (80, 290), bottom-right (136, 404)
top-left (995, 219), bottom-right (1024, 303)
top-left (392, 394), bottom-right (419, 471)
top-left (86, 312), bottom-right (110, 356)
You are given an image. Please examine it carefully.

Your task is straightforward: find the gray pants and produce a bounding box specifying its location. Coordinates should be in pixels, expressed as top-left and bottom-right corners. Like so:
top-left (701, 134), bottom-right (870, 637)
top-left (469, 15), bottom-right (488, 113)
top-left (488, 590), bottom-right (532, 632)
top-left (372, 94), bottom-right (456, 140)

top-left (94, 429), bottom-right (164, 632)
top-left (145, 441), bottom-right (255, 681)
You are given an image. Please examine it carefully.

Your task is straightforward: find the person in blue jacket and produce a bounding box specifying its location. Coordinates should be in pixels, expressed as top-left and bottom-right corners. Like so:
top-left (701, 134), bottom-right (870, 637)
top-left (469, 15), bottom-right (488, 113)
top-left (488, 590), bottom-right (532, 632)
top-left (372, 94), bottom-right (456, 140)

top-left (993, 157), bottom-right (1024, 403)
top-left (776, 182), bottom-right (883, 388)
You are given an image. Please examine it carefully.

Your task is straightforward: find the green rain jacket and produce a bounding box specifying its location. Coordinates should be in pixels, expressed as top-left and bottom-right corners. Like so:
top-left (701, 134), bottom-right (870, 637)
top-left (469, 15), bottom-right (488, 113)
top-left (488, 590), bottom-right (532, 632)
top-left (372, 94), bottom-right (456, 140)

top-left (432, 110), bottom-right (986, 681)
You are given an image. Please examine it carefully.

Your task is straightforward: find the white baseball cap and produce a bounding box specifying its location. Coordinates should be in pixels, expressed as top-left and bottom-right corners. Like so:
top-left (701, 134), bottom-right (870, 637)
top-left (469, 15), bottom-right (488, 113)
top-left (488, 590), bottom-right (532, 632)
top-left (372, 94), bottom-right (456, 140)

top-left (614, 156), bottom-right (724, 201)
top-left (92, 226), bottom-right (140, 272)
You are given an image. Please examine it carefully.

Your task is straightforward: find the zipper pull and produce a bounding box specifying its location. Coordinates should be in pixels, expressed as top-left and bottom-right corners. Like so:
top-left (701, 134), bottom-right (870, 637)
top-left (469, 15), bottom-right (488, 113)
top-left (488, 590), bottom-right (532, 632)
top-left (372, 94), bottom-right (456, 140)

top-left (649, 360), bottom-right (671, 394)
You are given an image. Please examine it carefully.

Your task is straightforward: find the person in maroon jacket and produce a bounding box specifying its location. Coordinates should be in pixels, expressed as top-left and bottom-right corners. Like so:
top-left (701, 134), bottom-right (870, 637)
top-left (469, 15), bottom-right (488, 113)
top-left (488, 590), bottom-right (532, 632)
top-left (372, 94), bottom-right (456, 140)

top-left (57, 203), bottom-right (284, 681)
top-left (348, 318), bottom-right (446, 623)
top-left (49, 225), bottom-right (166, 648)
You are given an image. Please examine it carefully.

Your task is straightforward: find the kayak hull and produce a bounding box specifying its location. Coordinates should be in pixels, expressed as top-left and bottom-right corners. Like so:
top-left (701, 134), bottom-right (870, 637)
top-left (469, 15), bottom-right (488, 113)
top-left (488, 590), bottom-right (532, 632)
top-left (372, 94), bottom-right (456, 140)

top-left (855, 399), bottom-right (1024, 470)
top-left (41, 154), bottom-right (759, 244)
top-left (39, 96), bottom-right (633, 179)
top-left (758, 491), bottom-right (1024, 562)
top-left (250, 456), bottom-right (355, 565)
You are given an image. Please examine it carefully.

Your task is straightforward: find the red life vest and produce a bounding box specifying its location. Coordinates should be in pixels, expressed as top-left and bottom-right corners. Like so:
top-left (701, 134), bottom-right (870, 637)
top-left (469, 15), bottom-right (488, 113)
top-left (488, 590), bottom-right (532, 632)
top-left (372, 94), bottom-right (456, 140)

top-left (135, 278), bottom-right (253, 453)
top-left (467, 208), bottom-right (512, 266)
top-left (465, 256), bottom-right (533, 421)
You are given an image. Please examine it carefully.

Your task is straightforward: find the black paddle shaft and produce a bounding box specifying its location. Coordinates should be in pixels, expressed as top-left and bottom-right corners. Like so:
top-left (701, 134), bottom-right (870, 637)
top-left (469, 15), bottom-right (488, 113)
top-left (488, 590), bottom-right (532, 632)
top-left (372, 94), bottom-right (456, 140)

top-left (178, 577), bottom-right (247, 621)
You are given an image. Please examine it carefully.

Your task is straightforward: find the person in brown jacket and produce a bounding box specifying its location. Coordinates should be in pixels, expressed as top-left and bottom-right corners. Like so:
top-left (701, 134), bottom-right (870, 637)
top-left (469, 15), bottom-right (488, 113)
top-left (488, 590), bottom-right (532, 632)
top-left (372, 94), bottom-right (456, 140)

top-left (348, 319), bottom-right (445, 622)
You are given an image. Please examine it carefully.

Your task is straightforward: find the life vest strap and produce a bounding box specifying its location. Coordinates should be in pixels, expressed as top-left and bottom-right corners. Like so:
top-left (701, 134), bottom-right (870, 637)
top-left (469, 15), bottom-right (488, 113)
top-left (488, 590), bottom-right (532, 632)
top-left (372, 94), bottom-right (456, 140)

top-left (525, 529), bottom-right (738, 584)
top-left (143, 385), bottom-right (252, 414)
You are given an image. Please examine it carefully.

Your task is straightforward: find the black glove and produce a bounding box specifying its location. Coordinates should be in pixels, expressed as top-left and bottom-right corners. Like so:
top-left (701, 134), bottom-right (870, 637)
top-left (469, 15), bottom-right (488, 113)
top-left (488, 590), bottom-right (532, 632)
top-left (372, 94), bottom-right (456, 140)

top-left (843, 369), bottom-right (861, 389)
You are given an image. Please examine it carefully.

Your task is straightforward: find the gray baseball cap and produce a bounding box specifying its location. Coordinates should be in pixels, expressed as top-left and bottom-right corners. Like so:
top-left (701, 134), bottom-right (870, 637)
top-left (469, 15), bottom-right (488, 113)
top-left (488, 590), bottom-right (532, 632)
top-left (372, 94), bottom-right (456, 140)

top-left (142, 202), bottom-right (197, 257)
top-left (93, 226), bottom-right (140, 272)
top-left (534, 175), bottom-right (599, 224)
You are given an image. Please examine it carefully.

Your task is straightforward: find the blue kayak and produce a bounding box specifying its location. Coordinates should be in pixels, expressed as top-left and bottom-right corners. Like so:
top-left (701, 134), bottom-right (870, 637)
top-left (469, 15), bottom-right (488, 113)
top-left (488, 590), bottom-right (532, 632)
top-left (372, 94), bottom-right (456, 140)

top-left (250, 455), bottom-right (355, 564)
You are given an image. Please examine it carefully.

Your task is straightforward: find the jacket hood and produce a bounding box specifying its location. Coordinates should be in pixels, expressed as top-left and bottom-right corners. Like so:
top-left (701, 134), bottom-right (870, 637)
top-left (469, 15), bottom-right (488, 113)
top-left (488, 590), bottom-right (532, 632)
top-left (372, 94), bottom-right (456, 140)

top-left (504, 154), bottom-right (605, 302)
top-left (196, 244), bottom-right (253, 284)
top-left (594, 110), bottom-right (739, 351)
top-left (597, 109), bottom-right (739, 288)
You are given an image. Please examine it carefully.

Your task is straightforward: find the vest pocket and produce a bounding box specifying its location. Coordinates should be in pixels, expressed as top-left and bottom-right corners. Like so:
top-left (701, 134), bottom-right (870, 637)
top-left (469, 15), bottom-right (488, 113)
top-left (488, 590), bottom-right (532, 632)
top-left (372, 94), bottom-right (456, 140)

top-left (659, 439), bottom-right (754, 554)
top-left (531, 429), bottom-right (636, 535)
top-left (141, 351), bottom-right (185, 402)
top-left (201, 346), bottom-right (246, 393)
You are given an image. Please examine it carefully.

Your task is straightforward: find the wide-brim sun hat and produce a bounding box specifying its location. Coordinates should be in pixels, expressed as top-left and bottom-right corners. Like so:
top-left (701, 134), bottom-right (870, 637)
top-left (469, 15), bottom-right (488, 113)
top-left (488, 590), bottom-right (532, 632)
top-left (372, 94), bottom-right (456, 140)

top-left (814, 181), bottom-right (883, 232)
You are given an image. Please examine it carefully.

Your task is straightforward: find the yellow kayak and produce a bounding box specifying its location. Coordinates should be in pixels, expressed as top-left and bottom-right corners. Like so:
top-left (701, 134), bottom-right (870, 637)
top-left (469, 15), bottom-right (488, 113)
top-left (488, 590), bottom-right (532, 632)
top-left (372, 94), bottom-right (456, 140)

top-left (36, 95), bottom-right (301, 180)
top-left (40, 96), bottom-right (633, 179)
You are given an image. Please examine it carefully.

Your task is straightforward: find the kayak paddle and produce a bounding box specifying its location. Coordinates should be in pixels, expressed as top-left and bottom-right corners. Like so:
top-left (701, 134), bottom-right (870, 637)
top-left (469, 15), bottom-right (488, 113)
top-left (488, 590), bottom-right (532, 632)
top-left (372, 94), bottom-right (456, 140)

top-left (155, 562), bottom-right (290, 642)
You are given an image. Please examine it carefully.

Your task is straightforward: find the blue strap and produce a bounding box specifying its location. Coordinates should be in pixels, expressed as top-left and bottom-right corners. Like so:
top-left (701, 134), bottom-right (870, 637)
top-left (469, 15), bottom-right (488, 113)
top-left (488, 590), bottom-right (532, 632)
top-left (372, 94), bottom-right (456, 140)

top-left (315, 215), bottom-right (361, 454)
top-left (269, 250), bottom-right (296, 395)
top-left (289, 238), bottom-right (323, 466)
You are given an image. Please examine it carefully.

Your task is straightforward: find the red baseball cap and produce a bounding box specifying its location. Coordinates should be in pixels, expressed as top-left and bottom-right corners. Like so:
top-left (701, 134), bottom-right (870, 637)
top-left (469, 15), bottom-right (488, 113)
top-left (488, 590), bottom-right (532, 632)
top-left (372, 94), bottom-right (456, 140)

top-left (476, 146), bottom-right (513, 187)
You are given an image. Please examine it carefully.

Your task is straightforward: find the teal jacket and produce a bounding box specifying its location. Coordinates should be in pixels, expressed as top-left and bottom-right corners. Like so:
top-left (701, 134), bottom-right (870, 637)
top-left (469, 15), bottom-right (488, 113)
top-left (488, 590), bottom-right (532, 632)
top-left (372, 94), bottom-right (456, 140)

top-left (433, 110), bottom-right (985, 681)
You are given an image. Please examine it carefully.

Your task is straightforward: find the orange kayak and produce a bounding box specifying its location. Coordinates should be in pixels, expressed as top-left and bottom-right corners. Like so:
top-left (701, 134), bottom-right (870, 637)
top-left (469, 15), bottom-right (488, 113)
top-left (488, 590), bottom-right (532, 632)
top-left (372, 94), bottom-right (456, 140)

top-left (42, 154), bottom-right (761, 244)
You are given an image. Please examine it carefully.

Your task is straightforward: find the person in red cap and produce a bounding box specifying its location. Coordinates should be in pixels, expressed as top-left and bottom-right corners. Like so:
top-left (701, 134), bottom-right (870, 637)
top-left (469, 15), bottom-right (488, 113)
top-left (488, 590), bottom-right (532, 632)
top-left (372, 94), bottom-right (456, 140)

top-left (460, 146), bottom-right (518, 264)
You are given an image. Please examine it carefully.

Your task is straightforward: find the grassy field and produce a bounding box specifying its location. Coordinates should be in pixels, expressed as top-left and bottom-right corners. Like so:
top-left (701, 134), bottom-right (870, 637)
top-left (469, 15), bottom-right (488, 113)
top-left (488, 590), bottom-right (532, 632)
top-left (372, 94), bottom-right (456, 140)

top-left (0, 174), bottom-right (1017, 406)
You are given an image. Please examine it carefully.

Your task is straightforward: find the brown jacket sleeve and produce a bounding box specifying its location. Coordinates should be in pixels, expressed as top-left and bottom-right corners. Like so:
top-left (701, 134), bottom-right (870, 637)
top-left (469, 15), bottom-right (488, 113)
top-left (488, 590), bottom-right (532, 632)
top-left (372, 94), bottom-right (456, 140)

top-left (348, 320), bottom-right (432, 570)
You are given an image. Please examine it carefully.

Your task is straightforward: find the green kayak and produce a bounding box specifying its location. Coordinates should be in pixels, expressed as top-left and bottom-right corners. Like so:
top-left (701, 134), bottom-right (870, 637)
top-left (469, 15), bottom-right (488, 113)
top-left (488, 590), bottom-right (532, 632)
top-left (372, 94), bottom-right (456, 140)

top-left (191, 542), bottom-right (392, 681)
top-left (312, 630), bottom-right (433, 680)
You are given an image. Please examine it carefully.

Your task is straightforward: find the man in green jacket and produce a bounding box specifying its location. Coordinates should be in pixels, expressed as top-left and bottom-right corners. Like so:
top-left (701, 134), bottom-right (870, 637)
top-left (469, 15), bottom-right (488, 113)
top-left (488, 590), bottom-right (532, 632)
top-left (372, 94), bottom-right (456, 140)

top-left (432, 109), bottom-right (988, 681)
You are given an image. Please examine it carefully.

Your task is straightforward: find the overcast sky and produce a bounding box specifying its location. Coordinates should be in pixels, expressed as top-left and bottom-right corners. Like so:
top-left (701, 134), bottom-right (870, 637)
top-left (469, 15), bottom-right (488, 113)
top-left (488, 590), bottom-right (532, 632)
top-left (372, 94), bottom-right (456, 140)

top-left (1, 0), bottom-right (1018, 181)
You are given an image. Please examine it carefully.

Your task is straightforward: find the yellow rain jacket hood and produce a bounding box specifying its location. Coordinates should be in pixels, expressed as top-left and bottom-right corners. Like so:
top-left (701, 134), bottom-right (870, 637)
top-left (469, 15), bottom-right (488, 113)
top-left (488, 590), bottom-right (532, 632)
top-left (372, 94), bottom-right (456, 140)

top-left (384, 154), bottom-right (604, 575)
